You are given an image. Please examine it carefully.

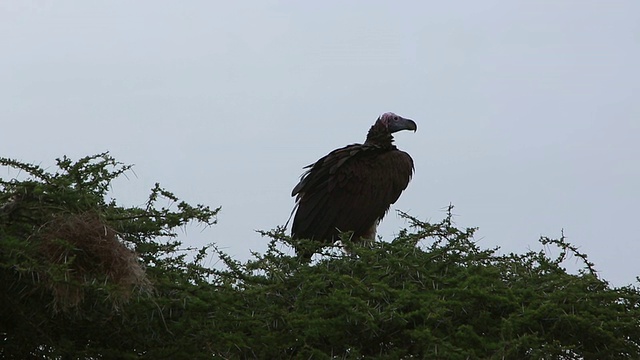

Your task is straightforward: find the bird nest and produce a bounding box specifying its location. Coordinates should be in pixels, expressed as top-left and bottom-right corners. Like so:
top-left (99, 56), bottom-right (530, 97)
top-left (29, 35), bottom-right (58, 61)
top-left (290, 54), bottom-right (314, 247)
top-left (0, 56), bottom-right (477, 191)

top-left (34, 212), bottom-right (151, 311)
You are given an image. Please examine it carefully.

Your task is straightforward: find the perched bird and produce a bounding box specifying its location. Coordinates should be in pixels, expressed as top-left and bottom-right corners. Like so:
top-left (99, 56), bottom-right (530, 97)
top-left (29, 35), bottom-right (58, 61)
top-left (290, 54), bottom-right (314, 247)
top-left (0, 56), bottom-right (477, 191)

top-left (291, 112), bottom-right (416, 259)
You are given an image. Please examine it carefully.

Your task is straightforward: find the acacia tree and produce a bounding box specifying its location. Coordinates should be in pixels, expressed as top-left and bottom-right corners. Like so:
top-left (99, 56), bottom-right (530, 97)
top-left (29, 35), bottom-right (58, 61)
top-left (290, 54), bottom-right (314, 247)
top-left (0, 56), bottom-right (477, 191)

top-left (1, 153), bottom-right (639, 359)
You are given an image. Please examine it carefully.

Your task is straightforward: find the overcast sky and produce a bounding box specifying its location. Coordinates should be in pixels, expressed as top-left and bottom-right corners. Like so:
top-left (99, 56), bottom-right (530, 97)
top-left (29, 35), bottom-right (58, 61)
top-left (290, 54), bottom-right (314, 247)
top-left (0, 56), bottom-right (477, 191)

top-left (2, 1), bottom-right (639, 286)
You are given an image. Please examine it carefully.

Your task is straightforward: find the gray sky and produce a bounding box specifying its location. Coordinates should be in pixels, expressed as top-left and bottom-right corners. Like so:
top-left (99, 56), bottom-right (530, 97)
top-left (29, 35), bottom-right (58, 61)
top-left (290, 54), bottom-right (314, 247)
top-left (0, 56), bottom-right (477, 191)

top-left (2, 1), bottom-right (639, 286)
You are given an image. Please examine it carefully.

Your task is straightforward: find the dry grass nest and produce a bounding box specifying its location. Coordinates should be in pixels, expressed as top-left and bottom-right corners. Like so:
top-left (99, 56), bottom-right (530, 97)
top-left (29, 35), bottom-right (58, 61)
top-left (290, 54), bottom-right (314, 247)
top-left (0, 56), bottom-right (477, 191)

top-left (36, 212), bottom-right (152, 311)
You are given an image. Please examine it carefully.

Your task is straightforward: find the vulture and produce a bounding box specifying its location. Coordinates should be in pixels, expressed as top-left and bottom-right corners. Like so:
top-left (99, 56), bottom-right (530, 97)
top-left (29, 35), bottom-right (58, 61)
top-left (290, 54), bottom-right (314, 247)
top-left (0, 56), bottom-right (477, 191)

top-left (291, 112), bottom-right (416, 259)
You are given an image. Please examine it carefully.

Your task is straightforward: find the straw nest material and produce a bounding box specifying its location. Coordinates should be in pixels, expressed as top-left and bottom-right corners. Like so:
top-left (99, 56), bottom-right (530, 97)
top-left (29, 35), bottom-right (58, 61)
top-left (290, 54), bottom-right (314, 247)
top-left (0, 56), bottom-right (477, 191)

top-left (35, 212), bottom-right (151, 311)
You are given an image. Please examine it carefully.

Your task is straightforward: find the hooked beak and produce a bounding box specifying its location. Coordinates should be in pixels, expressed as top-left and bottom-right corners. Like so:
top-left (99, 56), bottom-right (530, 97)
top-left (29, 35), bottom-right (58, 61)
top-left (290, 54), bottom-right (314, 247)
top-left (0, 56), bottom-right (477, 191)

top-left (389, 117), bottom-right (417, 133)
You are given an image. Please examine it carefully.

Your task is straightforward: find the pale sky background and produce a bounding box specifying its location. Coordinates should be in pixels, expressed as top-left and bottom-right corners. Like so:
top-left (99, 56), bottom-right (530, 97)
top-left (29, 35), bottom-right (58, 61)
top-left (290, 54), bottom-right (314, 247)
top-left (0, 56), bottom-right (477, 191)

top-left (1, 1), bottom-right (639, 286)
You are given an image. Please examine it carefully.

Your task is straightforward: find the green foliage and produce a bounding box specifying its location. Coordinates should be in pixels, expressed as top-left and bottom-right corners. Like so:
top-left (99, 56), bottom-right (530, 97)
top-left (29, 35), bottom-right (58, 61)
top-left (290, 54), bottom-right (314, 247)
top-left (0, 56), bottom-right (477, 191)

top-left (0, 153), bottom-right (220, 358)
top-left (1, 153), bottom-right (639, 359)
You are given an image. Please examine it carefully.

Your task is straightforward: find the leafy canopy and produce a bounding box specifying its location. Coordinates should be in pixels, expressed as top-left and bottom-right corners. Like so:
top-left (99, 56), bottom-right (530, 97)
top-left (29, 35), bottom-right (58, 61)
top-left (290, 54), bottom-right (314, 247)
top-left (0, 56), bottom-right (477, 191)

top-left (1, 153), bottom-right (639, 359)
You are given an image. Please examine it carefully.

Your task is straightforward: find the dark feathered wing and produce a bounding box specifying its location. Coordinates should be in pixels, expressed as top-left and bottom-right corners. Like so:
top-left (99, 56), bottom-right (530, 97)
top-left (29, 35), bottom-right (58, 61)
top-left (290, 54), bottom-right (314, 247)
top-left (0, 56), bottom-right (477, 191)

top-left (291, 144), bottom-right (414, 246)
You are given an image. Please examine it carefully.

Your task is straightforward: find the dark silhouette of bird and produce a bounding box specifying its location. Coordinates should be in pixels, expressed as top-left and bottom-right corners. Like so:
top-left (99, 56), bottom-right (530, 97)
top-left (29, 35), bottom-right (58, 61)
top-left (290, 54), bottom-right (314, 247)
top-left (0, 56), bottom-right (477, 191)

top-left (290, 112), bottom-right (416, 259)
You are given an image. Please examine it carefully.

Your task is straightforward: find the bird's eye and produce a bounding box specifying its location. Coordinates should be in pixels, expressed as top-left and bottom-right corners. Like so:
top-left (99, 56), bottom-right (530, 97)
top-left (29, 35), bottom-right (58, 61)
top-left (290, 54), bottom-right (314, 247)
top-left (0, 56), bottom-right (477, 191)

top-left (393, 116), bottom-right (399, 121)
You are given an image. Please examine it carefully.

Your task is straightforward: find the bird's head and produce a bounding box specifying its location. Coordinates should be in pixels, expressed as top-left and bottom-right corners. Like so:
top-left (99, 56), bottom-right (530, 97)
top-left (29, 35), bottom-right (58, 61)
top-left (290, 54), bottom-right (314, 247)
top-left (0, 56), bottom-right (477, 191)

top-left (378, 112), bottom-right (417, 133)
